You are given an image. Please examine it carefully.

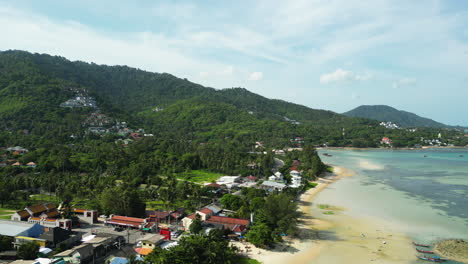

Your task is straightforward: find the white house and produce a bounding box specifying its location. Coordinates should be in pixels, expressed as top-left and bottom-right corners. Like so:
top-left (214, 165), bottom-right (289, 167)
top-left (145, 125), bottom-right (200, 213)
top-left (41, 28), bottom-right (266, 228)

top-left (290, 170), bottom-right (301, 177)
top-left (216, 176), bottom-right (242, 188)
top-left (268, 171), bottom-right (284, 182)
top-left (260, 181), bottom-right (286, 192)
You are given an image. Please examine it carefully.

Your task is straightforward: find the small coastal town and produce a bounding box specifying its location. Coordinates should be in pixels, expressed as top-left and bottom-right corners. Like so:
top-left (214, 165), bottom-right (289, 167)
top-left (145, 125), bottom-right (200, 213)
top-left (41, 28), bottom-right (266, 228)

top-left (0, 151), bottom-right (316, 264)
top-left (1, 1), bottom-right (468, 264)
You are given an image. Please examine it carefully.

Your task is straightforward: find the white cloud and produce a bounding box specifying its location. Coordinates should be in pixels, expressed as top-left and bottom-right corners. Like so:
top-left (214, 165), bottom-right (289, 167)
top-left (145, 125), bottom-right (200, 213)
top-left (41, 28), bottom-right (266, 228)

top-left (248, 72), bottom-right (263, 81)
top-left (320, 68), bottom-right (372, 84)
top-left (392, 78), bottom-right (416, 88)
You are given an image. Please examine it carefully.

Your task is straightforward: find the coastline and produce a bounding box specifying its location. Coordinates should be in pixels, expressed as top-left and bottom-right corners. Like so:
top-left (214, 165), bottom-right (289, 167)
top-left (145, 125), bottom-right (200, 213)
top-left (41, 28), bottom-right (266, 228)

top-left (236, 166), bottom-right (353, 264)
top-left (318, 146), bottom-right (468, 151)
top-left (242, 166), bottom-right (416, 264)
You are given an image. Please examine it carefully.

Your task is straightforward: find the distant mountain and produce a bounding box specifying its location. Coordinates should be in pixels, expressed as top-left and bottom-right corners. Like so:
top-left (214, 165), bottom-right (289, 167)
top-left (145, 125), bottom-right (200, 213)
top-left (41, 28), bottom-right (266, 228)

top-left (343, 105), bottom-right (447, 128)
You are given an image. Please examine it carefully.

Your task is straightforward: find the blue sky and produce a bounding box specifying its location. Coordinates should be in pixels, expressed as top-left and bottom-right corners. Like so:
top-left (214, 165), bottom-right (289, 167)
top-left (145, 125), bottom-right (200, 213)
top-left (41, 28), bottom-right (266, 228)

top-left (1, 0), bottom-right (468, 125)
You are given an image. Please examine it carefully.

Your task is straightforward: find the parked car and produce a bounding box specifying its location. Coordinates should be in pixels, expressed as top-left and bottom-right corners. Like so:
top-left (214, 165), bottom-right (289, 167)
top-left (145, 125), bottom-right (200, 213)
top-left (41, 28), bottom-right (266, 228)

top-left (171, 230), bottom-right (182, 238)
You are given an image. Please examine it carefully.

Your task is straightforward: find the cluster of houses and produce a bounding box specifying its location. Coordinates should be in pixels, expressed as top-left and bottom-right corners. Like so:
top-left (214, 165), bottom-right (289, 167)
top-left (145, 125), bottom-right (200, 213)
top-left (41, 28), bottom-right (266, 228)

top-left (82, 112), bottom-right (113, 127)
top-left (60, 96), bottom-right (97, 109)
top-left (379, 121), bottom-right (399, 129)
top-left (0, 219), bottom-right (83, 252)
top-left (290, 137), bottom-right (304, 148)
top-left (11, 203), bottom-right (74, 230)
top-left (60, 88), bottom-right (97, 109)
top-left (3, 204), bottom-right (139, 264)
top-left (0, 146), bottom-right (37, 168)
top-left (85, 118), bottom-right (153, 146)
top-left (205, 162), bottom-right (304, 194)
top-left (181, 205), bottom-right (250, 237)
top-left (4, 203), bottom-right (218, 263)
top-left (262, 160), bottom-right (303, 190)
top-left (283, 116), bottom-right (301, 125)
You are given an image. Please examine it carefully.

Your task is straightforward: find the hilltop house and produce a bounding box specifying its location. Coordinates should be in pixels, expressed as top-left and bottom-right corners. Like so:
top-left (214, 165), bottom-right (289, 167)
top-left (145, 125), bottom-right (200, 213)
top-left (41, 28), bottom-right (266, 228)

top-left (7, 146), bottom-right (28, 154)
top-left (381, 137), bottom-right (393, 145)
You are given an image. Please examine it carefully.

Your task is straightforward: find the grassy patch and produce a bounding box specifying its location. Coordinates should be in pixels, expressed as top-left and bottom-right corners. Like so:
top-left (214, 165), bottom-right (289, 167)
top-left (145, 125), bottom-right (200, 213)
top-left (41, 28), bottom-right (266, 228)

top-left (317, 204), bottom-right (342, 212)
top-left (30, 194), bottom-right (59, 202)
top-left (0, 215), bottom-right (11, 219)
top-left (235, 256), bottom-right (262, 264)
top-left (323, 211), bottom-right (335, 215)
top-left (0, 208), bottom-right (16, 214)
top-left (326, 166), bottom-right (334, 173)
top-left (318, 204), bottom-right (330, 209)
top-left (176, 170), bottom-right (223, 183)
top-left (304, 181), bottom-right (318, 190)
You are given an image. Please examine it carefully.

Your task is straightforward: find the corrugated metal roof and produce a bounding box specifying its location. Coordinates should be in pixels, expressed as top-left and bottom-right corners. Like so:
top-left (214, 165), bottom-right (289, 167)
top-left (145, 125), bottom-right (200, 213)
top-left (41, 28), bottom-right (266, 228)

top-left (0, 220), bottom-right (38, 237)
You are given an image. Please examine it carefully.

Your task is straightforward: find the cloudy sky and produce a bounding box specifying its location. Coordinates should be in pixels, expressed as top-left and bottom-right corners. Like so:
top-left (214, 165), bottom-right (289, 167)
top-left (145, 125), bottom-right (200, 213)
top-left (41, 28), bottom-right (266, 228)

top-left (1, 0), bottom-right (468, 125)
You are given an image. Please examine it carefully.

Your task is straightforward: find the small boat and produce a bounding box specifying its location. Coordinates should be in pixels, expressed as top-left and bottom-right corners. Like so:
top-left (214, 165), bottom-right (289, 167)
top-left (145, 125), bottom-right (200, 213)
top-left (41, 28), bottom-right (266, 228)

top-left (460, 155), bottom-right (464, 157)
top-left (424, 155), bottom-right (428, 157)
top-left (417, 255), bottom-right (447, 262)
top-left (416, 248), bottom-right (434, 254)
top-left (413, 242), bottom-right (430, 247)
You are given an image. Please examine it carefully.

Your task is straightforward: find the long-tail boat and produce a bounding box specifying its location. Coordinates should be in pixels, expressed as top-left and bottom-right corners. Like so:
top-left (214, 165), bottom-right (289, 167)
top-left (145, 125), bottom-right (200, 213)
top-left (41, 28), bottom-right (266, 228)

top-left (417, 255), bottom-right (447, 262)
top-left (416, 248), bottom-right (434, 254)
top-left (413, 242), bottom-right (430, 247)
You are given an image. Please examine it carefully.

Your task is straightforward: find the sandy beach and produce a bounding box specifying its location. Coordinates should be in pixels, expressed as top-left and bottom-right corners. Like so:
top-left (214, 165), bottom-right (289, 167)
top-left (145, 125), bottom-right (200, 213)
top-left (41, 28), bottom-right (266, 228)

top-left (240, 166), bottom-right (416, 264)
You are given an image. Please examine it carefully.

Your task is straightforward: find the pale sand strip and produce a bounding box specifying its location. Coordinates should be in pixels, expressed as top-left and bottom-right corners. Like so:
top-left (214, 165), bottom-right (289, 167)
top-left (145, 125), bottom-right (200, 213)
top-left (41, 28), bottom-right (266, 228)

top-left (238, 166), bottom-right (415, 264)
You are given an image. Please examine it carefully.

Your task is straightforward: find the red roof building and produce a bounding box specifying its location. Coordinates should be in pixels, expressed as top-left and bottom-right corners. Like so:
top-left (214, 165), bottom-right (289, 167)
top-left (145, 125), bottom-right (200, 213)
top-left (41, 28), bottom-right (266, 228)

top-left (206, 183), bottom-right (221, 188)
top-left (246, 176), bottom-right (257, 182)
top-left (232, 224), bottom-right (247, 234)
top-left (106, 215), bottom-right (148, 228)
top-left (381, 137), bottom-right (393, 145)
top-left (130, 133), bottom-right (143, 140)
top-left (205, 216), bottom-right (249, 230)
top-left (198, 208), bottom-right (213, 215)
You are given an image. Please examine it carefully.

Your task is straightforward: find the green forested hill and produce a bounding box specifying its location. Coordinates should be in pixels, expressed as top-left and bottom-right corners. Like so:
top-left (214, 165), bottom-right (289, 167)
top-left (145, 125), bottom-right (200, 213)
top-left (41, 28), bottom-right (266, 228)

top-left (0, 50), bottom-right (353, 140)
top-left (344, 105), bottom-right (447, 128)
top-left (0, 50), bottom-right (465, 148)
top-left (5, 50), bottom-right (341, 122)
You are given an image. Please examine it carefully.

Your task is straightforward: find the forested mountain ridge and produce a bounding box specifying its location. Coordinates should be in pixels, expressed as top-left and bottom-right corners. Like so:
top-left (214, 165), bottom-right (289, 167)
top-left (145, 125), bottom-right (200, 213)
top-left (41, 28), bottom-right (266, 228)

top-left (0, 50), bottom-right (362, 144)
top-left (0, 50), bottom-right (465, 149)
top-left (343, 105), bottom-right (448, 128)
top-left (7, 50), bottom-right (341, 122)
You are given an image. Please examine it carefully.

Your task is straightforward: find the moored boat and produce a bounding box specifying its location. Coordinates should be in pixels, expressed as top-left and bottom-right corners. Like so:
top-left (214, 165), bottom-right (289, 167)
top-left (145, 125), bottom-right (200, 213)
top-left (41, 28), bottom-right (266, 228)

top-left (417, 255), bottom-right (447, 262)
top-left (416, 248), bottom-right (434, 254)
top-left (413, 242), bottom-right (430, 247)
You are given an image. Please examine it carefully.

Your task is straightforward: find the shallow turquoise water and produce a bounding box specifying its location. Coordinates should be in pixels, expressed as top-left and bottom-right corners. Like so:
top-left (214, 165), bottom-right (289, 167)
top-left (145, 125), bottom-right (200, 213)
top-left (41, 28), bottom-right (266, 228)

top-left (317, 148), bottom-right (468, 263)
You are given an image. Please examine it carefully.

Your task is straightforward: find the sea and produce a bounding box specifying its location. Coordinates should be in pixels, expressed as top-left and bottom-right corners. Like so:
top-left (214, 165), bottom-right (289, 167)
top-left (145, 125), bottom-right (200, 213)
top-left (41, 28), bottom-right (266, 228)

top-left (317, 148), bottom-right (468, 264)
